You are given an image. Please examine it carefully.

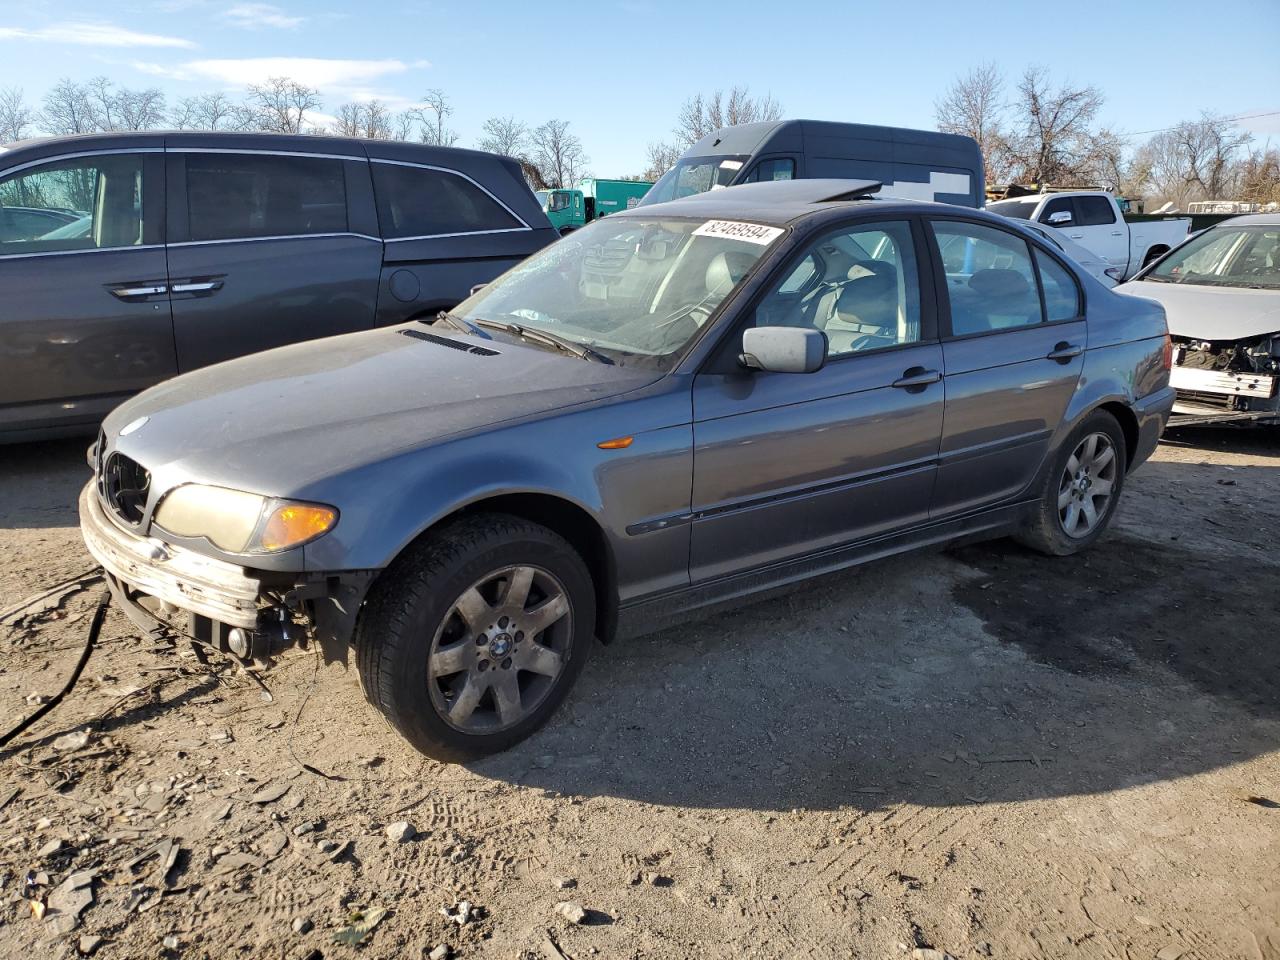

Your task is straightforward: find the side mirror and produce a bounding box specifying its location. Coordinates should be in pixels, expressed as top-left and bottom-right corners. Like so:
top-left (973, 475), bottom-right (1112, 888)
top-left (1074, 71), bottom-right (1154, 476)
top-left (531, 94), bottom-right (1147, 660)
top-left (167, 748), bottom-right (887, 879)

top-left (1046, 210), bottom-right (1073, 227)
top-left (469, 283), bottom-right (487, 296)
top-left (740, 326), bottom-right (827, 374)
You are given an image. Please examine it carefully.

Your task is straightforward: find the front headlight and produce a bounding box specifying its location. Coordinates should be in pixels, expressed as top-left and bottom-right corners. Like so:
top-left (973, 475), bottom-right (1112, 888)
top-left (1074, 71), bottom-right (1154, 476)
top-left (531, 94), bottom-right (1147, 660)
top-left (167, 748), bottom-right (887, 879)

top-left (153, 484), bottom-right (338, 554)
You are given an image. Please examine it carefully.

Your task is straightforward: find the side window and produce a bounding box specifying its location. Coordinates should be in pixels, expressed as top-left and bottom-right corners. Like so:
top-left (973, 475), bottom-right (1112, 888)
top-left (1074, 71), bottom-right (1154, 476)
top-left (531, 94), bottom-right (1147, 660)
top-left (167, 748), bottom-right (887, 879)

top-left (185, 153), bottom-right (347, 242)
top-left (931, 220), bottom-right (1042, 335)
top-left (1035, 249), bottom-right (1081, 320)
top-left (372, 163), bottom-right (522, 238)
top-left (1040, 196), bottom-right (1074, 226)
top-left (754, 220), bottom-right (922, 358)
top-left (744, 158), bottom-right (796, 184)
top-left (0, 154), bottom-right (145, 254)
top-left (1075, 196), bottom-right (1117, 226)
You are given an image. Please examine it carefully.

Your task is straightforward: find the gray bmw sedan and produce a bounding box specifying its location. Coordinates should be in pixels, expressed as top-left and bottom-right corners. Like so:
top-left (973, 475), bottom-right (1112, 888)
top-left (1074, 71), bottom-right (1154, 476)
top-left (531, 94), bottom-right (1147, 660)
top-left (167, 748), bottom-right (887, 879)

top-left (80, 179), bottom-right (1176, 760)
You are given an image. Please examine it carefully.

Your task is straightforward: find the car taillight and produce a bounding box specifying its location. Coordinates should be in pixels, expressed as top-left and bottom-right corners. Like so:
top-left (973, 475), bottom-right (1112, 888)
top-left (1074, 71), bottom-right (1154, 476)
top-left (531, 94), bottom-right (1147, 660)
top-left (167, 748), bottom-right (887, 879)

top-left (1161, 332), bottom-right (1173, 371)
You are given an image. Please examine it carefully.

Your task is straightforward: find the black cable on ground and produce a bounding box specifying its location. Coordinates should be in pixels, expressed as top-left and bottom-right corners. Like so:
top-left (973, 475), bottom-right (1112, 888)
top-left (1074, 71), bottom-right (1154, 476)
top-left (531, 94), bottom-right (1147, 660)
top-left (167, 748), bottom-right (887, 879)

top-left (0, 588), bottom-right (110, 751)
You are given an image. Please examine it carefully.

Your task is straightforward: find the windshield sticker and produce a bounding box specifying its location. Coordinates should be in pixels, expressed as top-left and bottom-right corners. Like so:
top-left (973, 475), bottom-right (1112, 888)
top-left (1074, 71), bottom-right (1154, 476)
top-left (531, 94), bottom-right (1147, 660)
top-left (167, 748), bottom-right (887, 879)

top-left (693, 220), bottom-right (783, 246)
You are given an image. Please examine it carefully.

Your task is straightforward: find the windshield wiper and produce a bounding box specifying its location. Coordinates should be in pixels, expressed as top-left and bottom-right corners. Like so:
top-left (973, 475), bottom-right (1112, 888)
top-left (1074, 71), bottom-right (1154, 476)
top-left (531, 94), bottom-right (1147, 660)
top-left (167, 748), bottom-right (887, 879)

top-left (474, 318), bottom-right (613, 364)
top-left (430, 311), bottom-right (491, 338)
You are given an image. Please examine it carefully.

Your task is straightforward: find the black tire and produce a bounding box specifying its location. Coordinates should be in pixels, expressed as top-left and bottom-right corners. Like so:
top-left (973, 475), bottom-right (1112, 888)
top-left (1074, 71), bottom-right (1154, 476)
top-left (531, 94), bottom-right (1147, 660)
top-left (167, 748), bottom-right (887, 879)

top-left (355, 513), bottom-right (595, 761)
top-left (558, 226), bottom-right (576, 237)
top-left (1014, 410), bottom-right (1127, 557)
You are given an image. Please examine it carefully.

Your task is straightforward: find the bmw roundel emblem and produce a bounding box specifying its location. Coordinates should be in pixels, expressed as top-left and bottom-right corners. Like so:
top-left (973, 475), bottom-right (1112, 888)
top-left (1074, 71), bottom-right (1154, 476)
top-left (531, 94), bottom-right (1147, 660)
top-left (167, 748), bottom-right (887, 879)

top-left (119, 416), bottom-right (149, 437)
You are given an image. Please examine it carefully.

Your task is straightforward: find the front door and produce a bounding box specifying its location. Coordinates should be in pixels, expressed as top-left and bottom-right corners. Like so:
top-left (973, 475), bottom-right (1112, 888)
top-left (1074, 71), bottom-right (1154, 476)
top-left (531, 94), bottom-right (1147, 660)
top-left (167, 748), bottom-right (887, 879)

top-left (1040, 195), bottom-right (1127, 272)
top-left (690, 218), bottom-right (944, 581)
top-left (0, 150), bottom-right (174, 435)
top-left (165, 149), bottom-right (381, 371)
top-left (928, 217), bottom-right (1087, 516)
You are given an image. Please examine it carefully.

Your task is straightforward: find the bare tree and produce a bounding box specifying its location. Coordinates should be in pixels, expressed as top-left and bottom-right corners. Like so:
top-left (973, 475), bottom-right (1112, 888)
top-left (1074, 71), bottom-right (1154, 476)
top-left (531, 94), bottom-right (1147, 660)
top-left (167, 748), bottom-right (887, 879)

top-left (1238, 147), bottom-right (1280, 205)
top-left (643, 140), bottom-right (682, 179)
top-left (674, 86), bottom-right (782, 147)
top-left (478, 115), bottom-right (529, 158)
top-left (530, 119), bottom-right (588, 189)
top-left (1139, 113), bottom-right (1255, 208)
top-left (418, 89), bottom-right (458, 147)
top-left (115, 87), bottom-right (167, 131)
top-left (392, 110), bottom-right (418, 142)
top-left (41, 78), bottom-right (103, 134)
top-left (934, 62), bottom-right (1010, 183)
top-left (332, 100), bottom-right (393, 139)
top-left (1002, 67), bottom-right (1105, 184)
top-left (246, 76), bottom-right (321, 134)
top-left (0, 87), bottom-right (33, 142)
top-left (171, 92), bottom-right (243, 131)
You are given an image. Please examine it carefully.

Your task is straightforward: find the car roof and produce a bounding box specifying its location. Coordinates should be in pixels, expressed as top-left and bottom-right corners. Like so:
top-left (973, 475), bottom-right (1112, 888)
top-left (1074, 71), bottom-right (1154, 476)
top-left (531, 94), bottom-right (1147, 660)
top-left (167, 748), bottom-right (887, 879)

top-left (614, 178), bottom-right (992, 228)
top-left (1218, 213), bottom-right (1280, 226)
top-left (0, 130), bottom-right (514, 166)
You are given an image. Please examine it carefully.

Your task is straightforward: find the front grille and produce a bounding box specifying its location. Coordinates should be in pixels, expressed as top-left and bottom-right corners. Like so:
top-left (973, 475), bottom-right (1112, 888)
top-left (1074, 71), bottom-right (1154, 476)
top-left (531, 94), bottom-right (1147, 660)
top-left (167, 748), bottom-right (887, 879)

top-left (99, 451), bottom-right (151, 525)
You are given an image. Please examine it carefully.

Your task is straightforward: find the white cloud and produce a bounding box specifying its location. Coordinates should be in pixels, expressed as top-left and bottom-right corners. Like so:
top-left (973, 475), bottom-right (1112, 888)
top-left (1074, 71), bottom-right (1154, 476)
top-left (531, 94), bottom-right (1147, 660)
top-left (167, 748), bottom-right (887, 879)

top-left (161, 57), bottom-right (427, 90)
top-left (0, 22), bottom-right (195, 48)
top-left (224, 3), bottom-right (305, 29)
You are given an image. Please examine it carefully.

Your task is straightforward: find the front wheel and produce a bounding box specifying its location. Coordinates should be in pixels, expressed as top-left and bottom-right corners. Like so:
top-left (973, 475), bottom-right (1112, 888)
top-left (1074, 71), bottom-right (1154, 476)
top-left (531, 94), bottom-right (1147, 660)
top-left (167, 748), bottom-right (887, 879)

top-left (1014, 410), bottom-right (1126, 557)
top-left (355, 514), bottom-right (595, 761)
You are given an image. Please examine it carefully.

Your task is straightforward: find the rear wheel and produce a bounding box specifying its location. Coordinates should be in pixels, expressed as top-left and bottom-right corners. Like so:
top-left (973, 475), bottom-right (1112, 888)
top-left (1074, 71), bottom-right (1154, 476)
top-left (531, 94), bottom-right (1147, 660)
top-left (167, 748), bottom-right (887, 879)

top-left (355, 514), bottom-right (595, 761)
top-left (1014, 410), bottom-right (1126, 556)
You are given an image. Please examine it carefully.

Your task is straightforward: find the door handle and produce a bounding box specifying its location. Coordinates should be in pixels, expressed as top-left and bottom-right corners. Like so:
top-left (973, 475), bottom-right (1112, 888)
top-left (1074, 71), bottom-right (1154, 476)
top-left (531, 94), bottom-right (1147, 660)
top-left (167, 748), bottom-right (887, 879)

top-left (1047, 342), bottom-right (1084, 361)
top-left (1110, 231), bottom-right (1124, 236)
top-left (170, 280), bottom-right (223, 294)
top-left (110, 284), bottom-right (167, 299)
top-left (891, 367), bottom-right (942, 389)
top-left (1068, 233), bottom-right (1084, 239)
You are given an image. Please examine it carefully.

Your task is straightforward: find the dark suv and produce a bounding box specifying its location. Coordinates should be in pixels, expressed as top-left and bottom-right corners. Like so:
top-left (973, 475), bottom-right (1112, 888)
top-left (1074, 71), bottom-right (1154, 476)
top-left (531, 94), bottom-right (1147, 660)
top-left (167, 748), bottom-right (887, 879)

top-left (0, 132), bottom-right (556, 442)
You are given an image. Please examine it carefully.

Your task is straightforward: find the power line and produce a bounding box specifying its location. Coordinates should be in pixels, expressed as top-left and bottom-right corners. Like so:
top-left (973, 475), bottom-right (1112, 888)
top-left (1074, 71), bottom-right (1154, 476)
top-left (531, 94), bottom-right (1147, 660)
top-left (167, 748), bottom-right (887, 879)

top-left (1119, 109), bottom-right (1280, 139)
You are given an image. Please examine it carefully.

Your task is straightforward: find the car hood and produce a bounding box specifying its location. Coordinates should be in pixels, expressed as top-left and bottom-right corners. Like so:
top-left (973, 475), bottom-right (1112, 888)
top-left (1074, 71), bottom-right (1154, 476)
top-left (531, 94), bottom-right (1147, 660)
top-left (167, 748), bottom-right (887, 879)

top-left (103, 325), bottom-right (658, 497)
top-left (1115, 279), bottom-right (1280, 340)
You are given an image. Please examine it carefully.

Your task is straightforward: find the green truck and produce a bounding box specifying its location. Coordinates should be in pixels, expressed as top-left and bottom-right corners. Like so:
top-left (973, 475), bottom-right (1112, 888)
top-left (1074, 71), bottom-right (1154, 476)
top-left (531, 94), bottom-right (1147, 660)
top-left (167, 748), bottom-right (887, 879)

top-left (535, 178), bottom-right (654, 235)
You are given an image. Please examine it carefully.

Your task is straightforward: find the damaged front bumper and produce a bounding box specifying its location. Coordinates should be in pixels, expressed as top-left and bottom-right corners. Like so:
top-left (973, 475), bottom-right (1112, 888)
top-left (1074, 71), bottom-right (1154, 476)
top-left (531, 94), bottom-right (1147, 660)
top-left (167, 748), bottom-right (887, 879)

top-left (79, 482), bottom-right (372, 660)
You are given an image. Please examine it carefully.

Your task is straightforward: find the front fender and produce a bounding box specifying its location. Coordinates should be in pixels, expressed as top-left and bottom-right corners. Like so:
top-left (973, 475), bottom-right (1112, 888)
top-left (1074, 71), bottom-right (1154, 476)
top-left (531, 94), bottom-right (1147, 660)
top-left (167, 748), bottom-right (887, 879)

top-left (303, 384), bottom-right (695, 602)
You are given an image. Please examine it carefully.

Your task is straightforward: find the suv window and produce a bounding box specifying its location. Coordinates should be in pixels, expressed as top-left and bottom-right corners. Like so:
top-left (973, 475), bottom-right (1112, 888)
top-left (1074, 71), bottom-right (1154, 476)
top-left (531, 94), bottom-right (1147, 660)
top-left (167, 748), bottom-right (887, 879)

top-left (0, 154), bottom-right (145, 254)
top-left (1074, 195), bottom-right (1117, 226)
top-left (372, 163), bottom-right (522, 238)
top-left (185, 153), bottom-right (347, 242)
top-left (755, 220), bottom-right (922, 358)
top-left (744, 158), bottom-right (796, 184)
top-left (932, 220), bottom-right (1042, 335)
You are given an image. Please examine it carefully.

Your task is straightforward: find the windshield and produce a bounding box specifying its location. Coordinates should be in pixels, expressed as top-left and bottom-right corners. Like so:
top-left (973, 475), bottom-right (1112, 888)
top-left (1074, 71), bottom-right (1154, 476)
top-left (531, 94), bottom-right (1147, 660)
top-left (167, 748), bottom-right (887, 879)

top-left (639, 155), bottom-right (749, 206)
top-left (1145, 224), bottom-right (1280, 288)
top-left (985, 198), bottom-right (1041, 220)
top-left (534, 190), bottom-right (548, 209)
top-left (452, 215), bottom-right (781, 367)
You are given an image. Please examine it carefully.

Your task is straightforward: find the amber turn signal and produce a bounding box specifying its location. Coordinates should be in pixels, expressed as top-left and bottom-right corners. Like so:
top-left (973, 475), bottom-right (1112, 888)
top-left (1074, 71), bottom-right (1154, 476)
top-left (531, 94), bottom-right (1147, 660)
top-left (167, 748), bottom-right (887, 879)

top-left (259, 502), bottom-right (338, 552)
top-left (597, 436), bottom-right (634, 449)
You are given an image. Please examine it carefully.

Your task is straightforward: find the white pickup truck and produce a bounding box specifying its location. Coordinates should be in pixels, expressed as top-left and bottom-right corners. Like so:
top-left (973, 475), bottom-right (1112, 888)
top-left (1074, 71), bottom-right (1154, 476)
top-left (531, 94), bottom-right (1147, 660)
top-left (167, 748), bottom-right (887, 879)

top-left (986, 191), bottom-right (1191, 281)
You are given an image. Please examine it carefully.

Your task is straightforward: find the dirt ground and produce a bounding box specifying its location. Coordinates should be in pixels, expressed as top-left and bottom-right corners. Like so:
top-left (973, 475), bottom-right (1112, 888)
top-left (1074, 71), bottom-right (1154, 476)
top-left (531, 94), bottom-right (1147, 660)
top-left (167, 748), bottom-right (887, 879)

top-left (0, 427), bottom-right (1277, 960)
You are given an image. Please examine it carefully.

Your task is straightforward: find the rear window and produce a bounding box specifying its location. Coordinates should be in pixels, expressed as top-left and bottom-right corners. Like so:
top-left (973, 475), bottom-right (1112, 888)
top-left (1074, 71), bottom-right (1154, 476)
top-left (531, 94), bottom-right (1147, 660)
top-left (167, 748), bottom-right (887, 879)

top-left (1074, 195), bottom-right (1117, 226)
top-left (371, 163), bottom-right (522, 239)
top-left (985, 198), bottom-right (1040, 220)
top-left (185, 153), bottom-right (347, 242)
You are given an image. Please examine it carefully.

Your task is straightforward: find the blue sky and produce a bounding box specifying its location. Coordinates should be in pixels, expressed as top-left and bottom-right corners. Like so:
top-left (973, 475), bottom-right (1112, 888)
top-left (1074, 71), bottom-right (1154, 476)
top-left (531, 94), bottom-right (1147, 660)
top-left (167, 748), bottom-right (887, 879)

top-left (1, 0), bottom-right (1277, 175)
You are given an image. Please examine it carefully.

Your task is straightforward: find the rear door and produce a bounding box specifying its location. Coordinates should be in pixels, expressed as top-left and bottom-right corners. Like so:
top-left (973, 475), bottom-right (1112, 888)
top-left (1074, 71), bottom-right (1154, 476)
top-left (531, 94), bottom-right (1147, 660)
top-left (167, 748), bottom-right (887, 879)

top-left (165, 145), bottom-right (381, 371)
top-left (928, 217), bottom-right (1087, 516)
top-left (0, 149), bottom-right (174, 434)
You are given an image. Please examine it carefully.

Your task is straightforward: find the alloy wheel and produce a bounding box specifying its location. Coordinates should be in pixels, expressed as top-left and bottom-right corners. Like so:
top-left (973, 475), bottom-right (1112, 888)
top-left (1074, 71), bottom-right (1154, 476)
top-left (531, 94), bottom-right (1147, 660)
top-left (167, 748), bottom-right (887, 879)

top-left (1057, 432), bottom-right (1118, 539)
top-left (427, 564), bottom-right (573, 733)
